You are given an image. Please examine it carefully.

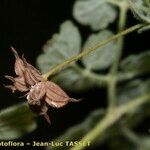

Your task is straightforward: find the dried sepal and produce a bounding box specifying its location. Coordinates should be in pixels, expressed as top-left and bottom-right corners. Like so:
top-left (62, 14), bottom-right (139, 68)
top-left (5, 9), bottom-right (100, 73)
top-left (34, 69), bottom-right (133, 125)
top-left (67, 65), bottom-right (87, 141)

top-left (27, 81), bottom-right (80, 109)
top-left (45, 81), bottom-right (71, 108)
top-left (22, 55), bottom-right (42, 82)
top-left (5, 47), bottom-right (42, 92)
top-left (29, 101), bottom-right (51, 124)
top-left (4, 75), bottom-right (28, 92)
top-left (23, 68), bottom-right (40, 86)
top-left (11, 47), bottom-right (26, 76)
top-left (5, 47), bottom-right (81, 124)
top-left (4, 85), bottom-right (16, 93)
top-left (27, 82), bottom-right (46, 102)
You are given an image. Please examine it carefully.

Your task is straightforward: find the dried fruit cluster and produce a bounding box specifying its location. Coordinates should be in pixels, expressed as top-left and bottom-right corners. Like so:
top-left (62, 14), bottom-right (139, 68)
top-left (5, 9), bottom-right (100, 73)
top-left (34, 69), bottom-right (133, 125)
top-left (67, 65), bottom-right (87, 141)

top-left (5, 48), bottom-right (79, 124)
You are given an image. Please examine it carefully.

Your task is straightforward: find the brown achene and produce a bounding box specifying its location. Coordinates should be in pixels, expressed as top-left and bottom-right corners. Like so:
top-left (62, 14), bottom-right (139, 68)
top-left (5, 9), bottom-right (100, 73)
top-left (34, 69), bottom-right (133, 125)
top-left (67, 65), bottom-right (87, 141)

top-left (4, 47), bottom-right (80, 124)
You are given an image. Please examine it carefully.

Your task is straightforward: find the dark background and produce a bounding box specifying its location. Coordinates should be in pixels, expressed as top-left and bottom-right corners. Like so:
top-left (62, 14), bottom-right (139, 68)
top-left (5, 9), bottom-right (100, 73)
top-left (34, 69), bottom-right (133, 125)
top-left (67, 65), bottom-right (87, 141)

top-left (0, 0), bottom-right (149, 150)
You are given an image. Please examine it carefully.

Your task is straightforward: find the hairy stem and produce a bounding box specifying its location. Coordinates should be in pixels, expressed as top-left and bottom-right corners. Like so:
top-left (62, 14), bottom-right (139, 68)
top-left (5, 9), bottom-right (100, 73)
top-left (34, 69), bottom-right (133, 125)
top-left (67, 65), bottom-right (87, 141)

top-left (70, 93), bottom-right (150, 150)
top-left (82, 69), bottom-right (109, 86)
top-left (77, 69), bottom-right (148, 88)
top-left (42, 24), bottom-right (144, 80)
top-left (108, 2), bottom-right (128, 110)
top-left (121, 127), bottom-right (141, 145)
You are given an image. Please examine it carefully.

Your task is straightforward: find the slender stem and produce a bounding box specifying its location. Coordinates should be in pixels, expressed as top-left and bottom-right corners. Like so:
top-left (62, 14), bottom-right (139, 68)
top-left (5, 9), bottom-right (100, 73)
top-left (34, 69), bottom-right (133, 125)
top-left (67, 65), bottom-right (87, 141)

top-left (107, 77), bottom-right (116, 108)
top-left (121, 127), bottom-right (141, 145)
top-left (107, 0), bottom-right (122, 7)
top-left (70, 113), bottom-right (122, 150)
top-left (108, 3), bottom-right (128, 109)
top-left (71, 64), bottom-right (84, 74)
top-left (111, 2), bottom-right (128, 73)
top-left (75, 70), bottom-right (142, 89)
top-left (77, 69), bottom-right (145, 89)
top-left (117, 71), bottom-right (145, 81)
top-left (42, 24), bottom-right (143, 80)
top-left (69, 93), bottom-right (150, 150)
top-left (83, 69), bottom-right (109, 86)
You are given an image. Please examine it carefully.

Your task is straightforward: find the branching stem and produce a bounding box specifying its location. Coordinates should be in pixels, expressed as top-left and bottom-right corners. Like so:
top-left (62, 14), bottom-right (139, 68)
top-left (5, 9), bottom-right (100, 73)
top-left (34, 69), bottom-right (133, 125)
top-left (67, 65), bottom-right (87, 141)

top-left (42, 24), bottom-right (144, 80)
top-left (108, 2), bottom-right (128, 110)
top-left (42, 4), bottom-right (147, 150)
top-left (70, 93), bottom-right (150, 150)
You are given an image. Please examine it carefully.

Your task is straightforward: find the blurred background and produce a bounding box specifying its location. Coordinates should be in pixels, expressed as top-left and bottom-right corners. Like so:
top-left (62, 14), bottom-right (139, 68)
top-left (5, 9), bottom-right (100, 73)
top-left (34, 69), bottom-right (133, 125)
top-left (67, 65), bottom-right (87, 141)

top-left (0, 0), bottom-right (149, 150)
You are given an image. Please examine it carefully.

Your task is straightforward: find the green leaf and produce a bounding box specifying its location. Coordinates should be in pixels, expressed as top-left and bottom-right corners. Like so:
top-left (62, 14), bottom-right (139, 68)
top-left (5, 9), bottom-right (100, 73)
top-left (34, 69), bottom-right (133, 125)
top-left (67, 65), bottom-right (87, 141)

top-left (140, 136), bottom-right (150, 150)
top-left (129, 0), bottom-right (150, 32)
top-left (108, 132), bottom-right (150, 150)
top-left (118, 80), bottom-right (150, 128)
top-left (37, 20), bottom-right (81, 73)
top-left (47, 109), bottom-right (105, 150)
top-left (108, 136), bottom-right (135, 150)
top-left (82, 30), bottom-right (117, 70)
top-left (118, 79), bottom-right (150, 104)
top-left (52, 65), bottom-right (95, 92)
top-left (0, 103), bottom-right (37, 140)
top-left (37, 20), bottom-right (96, 92)
top-left (120, 51), bottom-right (150, 75)
top-left (130, 0), bottom-right (150, 23)
top-left (73, 0), bottom-right (117, 30)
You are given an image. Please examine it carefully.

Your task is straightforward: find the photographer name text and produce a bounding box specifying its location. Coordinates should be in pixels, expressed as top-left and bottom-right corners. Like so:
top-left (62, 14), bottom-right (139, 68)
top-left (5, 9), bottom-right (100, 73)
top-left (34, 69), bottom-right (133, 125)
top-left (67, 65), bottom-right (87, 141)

top-left (0, 140), bottom-right (91, 147)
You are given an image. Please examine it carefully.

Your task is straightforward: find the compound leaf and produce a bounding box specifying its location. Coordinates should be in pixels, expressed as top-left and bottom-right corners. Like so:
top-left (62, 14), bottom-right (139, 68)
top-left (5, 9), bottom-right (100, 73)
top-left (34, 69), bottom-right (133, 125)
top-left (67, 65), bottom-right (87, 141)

top-left (129, 0), bottom-right (150, 33)
top-left (130, 0), bottom-right (150, 23)
top-left (118, 80), bottom-right (150, 128)
top-left (73, 0), bottom-right (117, 30)
top-left (52, 66), bottom-right (95, 92)
top-left (0, 103), bottom-right (37, 140)
top-left (120, 51), bottom-right (150, 75)
top-left (37, 20), bottom-right (81, 73)
top-left (82, 30), bottom-right (117, 70)
top-left (118, 79), bottom-right (150, 104)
